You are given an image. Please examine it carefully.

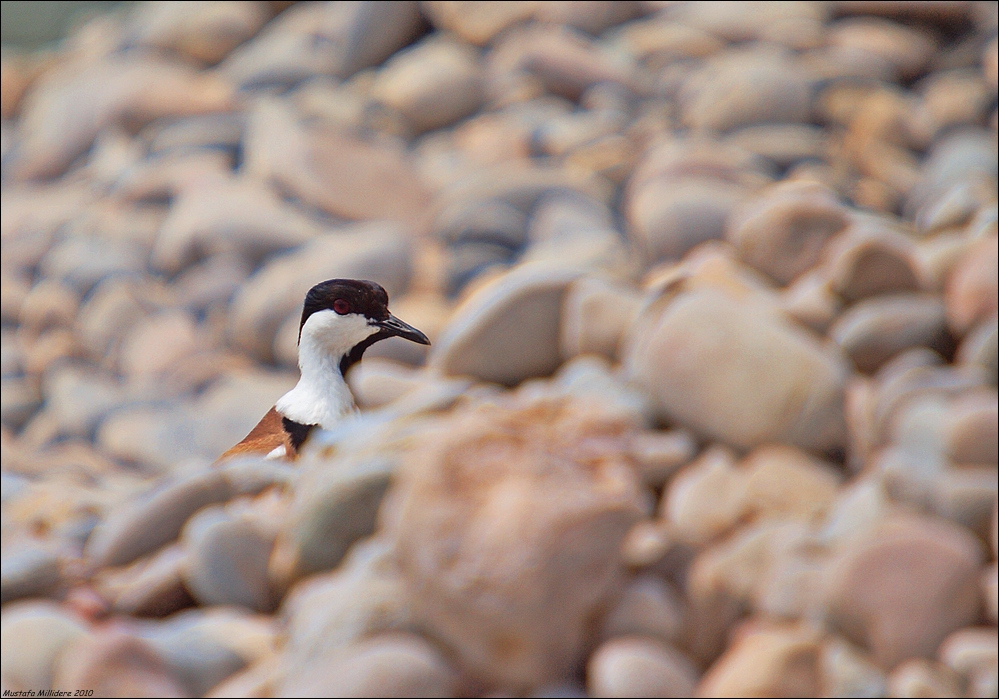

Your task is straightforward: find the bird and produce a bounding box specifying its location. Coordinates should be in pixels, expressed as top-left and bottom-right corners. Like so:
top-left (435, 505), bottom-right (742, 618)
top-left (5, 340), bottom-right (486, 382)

top-left (218, 279), bottom-right (430, 462)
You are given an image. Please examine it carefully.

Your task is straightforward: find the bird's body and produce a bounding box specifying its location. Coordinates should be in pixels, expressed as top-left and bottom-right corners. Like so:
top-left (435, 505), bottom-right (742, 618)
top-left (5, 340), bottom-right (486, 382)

top-left (218, 279), bottom-right (429, 461)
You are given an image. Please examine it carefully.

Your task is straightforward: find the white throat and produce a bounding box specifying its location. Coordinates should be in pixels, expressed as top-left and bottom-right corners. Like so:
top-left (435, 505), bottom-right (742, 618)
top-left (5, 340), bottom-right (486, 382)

top-left (275, 310), bottom-right (378, 429)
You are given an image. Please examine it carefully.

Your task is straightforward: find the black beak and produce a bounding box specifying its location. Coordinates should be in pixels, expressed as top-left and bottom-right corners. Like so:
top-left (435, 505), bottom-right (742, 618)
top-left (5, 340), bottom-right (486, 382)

top-left (377, 314), bottom-right (430, 345)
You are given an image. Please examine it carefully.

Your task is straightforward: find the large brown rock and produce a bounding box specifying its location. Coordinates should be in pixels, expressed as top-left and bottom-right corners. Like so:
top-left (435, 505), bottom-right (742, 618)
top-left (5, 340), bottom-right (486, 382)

top-left (625, 287), bottom-right (849, 452)
top-left (386, 396), bottom-right (647, 689)
top-left (825, 515), bottom-right (984, 668)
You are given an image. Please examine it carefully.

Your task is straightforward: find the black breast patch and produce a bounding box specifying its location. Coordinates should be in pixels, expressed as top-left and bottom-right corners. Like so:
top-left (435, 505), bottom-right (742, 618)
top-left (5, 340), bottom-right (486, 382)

top-left (282, 416), bottom-right (316, 453)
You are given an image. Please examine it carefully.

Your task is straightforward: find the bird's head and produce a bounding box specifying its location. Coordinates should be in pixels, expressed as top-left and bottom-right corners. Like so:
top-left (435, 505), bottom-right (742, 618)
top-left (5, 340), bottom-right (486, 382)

top-left (298, 279), bottom-right (430, 376)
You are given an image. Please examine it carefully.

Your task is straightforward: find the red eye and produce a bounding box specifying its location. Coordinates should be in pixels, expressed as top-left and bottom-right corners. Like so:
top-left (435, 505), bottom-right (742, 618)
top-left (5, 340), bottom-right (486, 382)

top-left (333, 299), bottom-right (351, 315)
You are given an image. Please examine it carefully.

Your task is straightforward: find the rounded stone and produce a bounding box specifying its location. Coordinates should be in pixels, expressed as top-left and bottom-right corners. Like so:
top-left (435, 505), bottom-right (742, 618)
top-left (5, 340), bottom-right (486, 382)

top-left (588, 636), bottom-right (697, 698)
top-left (625, 287), bottom-right (848, 452)
top-left (825, 515), bottom-right (984, 668)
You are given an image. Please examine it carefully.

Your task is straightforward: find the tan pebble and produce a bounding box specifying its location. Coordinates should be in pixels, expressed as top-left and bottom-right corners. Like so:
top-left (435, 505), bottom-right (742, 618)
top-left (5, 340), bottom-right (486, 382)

top-left (588, 636), bottom-right (697, 698)
top-left (830, 294), bottom-right (951, 374)
top-left (779, 269), bottom-right (843, 333)
top-left (661, 446), bottom-right (745, 545)
top-left (825, 514), bottom-right (983, 668)
top-left (938, 627), bottom-right (998, 681)
top-left (601, 576), bottom-right (685, 646)
top-left (944, 389), bottom-right (998, 465)
top-left (0, 601), bottom-right (89, 692)
top-left (421, 1), bottom-right (538, 45)
top-left (628, 429), bottom-right (697, 488)
top-left (824, 220), bottom-right (920, 303)
top-left (560, 276), bottom-right (642, 362)
top-left (827, 17), bottom-right (936, 80)
top-left (887, 658), bottom-right (961, 698)
top-left (95, 544), bottom-right (194, 618)
top-left (982, 564), bottom-right (997, 624)
top-left (52, 631), bottom-right (189, 698)
top-left (945, 236), bottom-right (998, 335)
top-left (727, 180), bottom-right (848, 285)
top-left (626, 287), bottom-right (848, 452)
top-left (278, 633), bottom-right (459, 699)
top-left (126, 1), bottom-right (270, 64)
top-left (820, 635), bottom-right (887, 699)
top-left (697, 622), bottom-right (821, 698)
top-left (741, 444), bottom-right (842, 522)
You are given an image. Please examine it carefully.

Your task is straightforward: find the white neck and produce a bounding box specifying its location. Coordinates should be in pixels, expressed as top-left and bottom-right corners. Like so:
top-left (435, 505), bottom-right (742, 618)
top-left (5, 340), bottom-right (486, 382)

top-left (274, 310), bottom-right (377, 429)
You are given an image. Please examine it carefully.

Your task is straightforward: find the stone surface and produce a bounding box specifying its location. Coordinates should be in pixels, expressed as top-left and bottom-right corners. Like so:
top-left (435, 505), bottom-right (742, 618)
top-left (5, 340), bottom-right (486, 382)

top-left (825, 515), bottom-right (984, 668)
top-left (269, 454), bottom-right (394, 587)
top-left (626, 287), bottom-right (848, 452)
top-left (945, 235), bottom-right (998, 335)
top-left (560, 276), bottom-right (642, 361)
top-left (0, 601), bottom-right (89, 692)
top-left (94, 544), bottom-right (194, 618)
top-left (680, 46), bottom-right (811, 132)
top-left (0, 546), bottom-right (62, 604)
top-left (431, 264), bottom-right (581, 386)
top-left (279, 633), bottom-right (459, 699)
top-left (52, 631), bottom-right (189, 698)
top-left (824, 222), bottom-right (921, 303)
top-left (698, 622), bottom-right (821, 698)
top-left (600, 575), bottom-right (685, 646)
top-left (372, 35), bottom-right (484, 134)
top-left (181, 504), bottom-right (276, 612)
top-left (887, 658), bottom-right (962, 698)
top-left (830, 294), bottom-right (951, 373)
top-left (727, 181), bottom-right (848, 286)
top-left (587, 636), bottom-right (698, 698)
top-left (387, 396), bottom-right (646, 688)
top-left (740, 444), bottom-right (842, 522)
top-left (661, 446), bottom-right (745, 546)
top-left (86, 470), bottom-right (233, 568)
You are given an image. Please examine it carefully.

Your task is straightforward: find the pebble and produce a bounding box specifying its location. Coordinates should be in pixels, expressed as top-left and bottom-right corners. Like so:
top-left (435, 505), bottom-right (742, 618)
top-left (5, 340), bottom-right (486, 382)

top-left (943, 389), bottom-right (999, 464)
top-left (600, 575), bottom-right (685, 646)
top-left (372, 35), bottom-right (484, 134)
top-left (120, 310), bottom-right (202, 380)
top-left (825, 514), bottom-right (984, 668)
top-left (819, 635), bottom-right (887, 699)
top-left (422, 1), bottom-right (537, 45)
top-left (281, 539), bottom-right (411, 673)
top-left (559, 276), bottom-right (642, 361)
top-left (827, 18), bottom-right (936, 80)
top-left (938, 627), bottom-right (998, 686)
top-left (740, 444), bottom-right (842, 522)
top-left (627, 428), bottom-right (698, 489)
top-left (388, 396), bottom-right (646, 688)
top-left (181, 504), bottom-right (276, 612)
top-left (697, 622), bottom-right (821, 698)
top-left (587, 636), bottom-right (697, 698)
top-left (661, 446), bottom-right (745, 545)
top-left (94, 544), bottom-right (194, 617)
top-left (829, 294), bottom-right (951, 373)
top-left (86, 469), bottom-right (234, 568)
top-left (269, 454), bottom-right (394, 587)
top-left (945, 235), bottom-right (998, 335)
top-left (887, 658), bottom-right (962, 698)
top-left (824, 221), bottom-right (921, 302)
top-left (125, 0), bottom-right (270, 65)
top-left (0, 601), bottom-right (89, 692)
top-left (151, 173), bottom-right (322, 274)
top-left (431, 264), bottom-right (581, 386)
top-left (626, 287), bottom-right (848, 452)
top-left (52, 631), bottom-right (189, 698)
top-left (279, 633), bottom-right (459, 699)
top-left (133, 607), bottom-right (275, 697)
top-left (245, 99), bottom-right (429, 223)
top-left (956, 317), bottom-right (997, 385)
top-left (0, 546), bottom-right (62, 604)
top-left (679, 46), bottom-right (811, 132)
top-left (726, 181), bottom-right (848, 286)
top-left (15, 55), bottom-right (234, 180)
